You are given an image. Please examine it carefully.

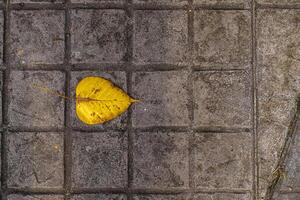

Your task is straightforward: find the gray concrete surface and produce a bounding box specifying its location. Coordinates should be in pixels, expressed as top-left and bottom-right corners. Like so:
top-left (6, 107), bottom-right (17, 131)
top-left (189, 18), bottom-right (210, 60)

top-left (0, 0), bottom-right (299, 200)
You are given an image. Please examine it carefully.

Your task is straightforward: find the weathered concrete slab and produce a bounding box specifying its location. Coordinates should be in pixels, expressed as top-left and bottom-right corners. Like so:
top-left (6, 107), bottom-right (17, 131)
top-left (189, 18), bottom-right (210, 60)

top-left (71, 9), bottom-right (128, 64)
top-left (133, 10), bottom-right (188, 65)
top-left (193, 71), bottom-right (252, 128)
top-left (10, 10), bottom-right (64, 67)
top-left (133, 131), bottom-right (189, 188)
top-left (193, 132), bottom-right (252, 189)
top-left (193, 10), bottom-right (251, 68)
top-left (72, 131), bottom-right (128, 188)
top-left (257, 9), bottom-right (300, 199)
top-left (7, 132), bottom-right (63, 188)
top-left (8, 71), bottom-right (65, 129)
top-left (132, 71), bottom-right (189, 127)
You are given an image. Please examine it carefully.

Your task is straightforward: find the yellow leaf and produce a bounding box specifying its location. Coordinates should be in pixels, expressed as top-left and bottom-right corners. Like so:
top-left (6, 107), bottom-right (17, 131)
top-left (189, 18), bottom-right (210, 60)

top-left (76, 76), bottom-right (137, 125)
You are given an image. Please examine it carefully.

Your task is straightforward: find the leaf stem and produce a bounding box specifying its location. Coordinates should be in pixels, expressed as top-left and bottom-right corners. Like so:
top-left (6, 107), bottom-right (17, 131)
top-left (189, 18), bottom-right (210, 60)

top-left (31, 83), bottom-right (140, 103)
top-left (31, 83), bottom-right (72, 100)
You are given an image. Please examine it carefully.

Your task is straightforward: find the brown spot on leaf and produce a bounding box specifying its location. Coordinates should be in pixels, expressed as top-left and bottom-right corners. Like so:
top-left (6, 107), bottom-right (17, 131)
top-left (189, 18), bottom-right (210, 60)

top-left (94, 89), bottom-right (101, 94)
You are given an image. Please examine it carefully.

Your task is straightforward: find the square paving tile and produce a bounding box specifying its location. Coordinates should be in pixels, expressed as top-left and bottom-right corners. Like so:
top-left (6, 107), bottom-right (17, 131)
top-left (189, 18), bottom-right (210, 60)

top-left (194, 0), bottom-right (251, 8)
top-left (132, 71), bottom-right (190, 128)
top-left (70, 71), bottom-right (127, 129)
top-left (71, 194), bottom-right (127, 200)
top-left (10, 10), bottom-right (64, 67)
top-left (193, 132), bottom-right (252, 189)
top-left (257, 11), bottom-right (300, 100)
top-left (133, 131), bottom-right (189, 189)
top-left (71, 9), bottom-right (128, 64)
top-left (133, 10), bottom-right (188, 65)
top-left (72, 131), bottom-right (127, 188)
top-left (193, 71), bottom-right (252, 128)
top-left (8, 71), bottom-right (65, 129)
top-left (257, 9), bottom-right (300, 194)
top-left (8, 195), bottom-right (64, 200)
top-left (193, 10), bottom-right (251, 68)
top-left (7, 132), bottom-right (64, 188)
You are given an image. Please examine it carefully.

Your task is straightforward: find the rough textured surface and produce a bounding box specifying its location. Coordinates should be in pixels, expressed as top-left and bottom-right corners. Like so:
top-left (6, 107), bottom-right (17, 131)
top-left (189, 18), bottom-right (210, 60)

top-left (133, 0), bottom-right (187, 5)
top-left (11, 0), bottom-right (63, 3)
top-left (8, 71), bottom-right (65, 129)
top-left (0, 135), bottom-right (1, 185)
top-left (279, 128), bottom-right (300, 190)
top-left (194, 193), bottom-right (251, 200)
top-left (193, 10), bottom-right (251, 68)
top-left (133, 10), bottom-right (188, 65)
top-left (7, 132), bottom-right (63, 188)
top-left (0, 11), bottom-right (4, 65)
top-left (72, 131), bottom-right (127, 188)
top-left (273, 194), bottom-right (300, 200)
top-left (194, 0), bottom-right (251, 8)
top-left (133, 131), bottom-right (189, 188)
top-left (132, 71), bottom-right (189, 127)
top-left (133, 194), bottom-right (251, 200)
top-left (10, 10), bottom-right (64, 67)
top-left (70, 71), bottom-right (127, 130)
top-left (193, 132), bottom-right (252, 189)
top-left (133, 195), bottom-right (190, 200)
top-left (71, 0), bottom-right (125, 3)
top-left (8, 195), bottom-right (64, 200)
top-left (2, 1), bottom-right (300, 200)
top-left (71, 194), bottom-right (127, 200)
top-left (193, 71), bottom-right (252, 128)
top-left (257, 0), bottom-right (300, 6)
top-left (257, 9), bottom-right (300, 198)
top-left (0, 72), bottom-right (2, 125)
top-left (71, 10), bottom-right (127, 64)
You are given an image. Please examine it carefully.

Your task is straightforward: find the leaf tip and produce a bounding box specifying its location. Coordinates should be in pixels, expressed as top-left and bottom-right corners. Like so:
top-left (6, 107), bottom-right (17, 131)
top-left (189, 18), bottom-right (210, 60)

top-left (130, 98), bottom-right (140, 103)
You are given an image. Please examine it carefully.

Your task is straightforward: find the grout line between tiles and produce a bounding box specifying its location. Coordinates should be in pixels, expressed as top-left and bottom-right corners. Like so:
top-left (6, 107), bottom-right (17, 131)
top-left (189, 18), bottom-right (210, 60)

top-left (126, 1), bottom-right (134, 200)
top-left (4, 187), bottom-right (252, 195)
top-left (2, 126), bottom-right (253, 134)
top-left (63, 0), bottom-right (72, 199)
top-left (250, 0), bottom-right (259, 199)
top-left (5, 63), bottom-right (252, 72)
top-left (6, 3), bottom-right (251, 10)
top-left (1, 0), bottom-right (10, 198)
top-left (2, 2), bottom-right (300, 11)
top-left (187, 0), bottom-right (195, 192)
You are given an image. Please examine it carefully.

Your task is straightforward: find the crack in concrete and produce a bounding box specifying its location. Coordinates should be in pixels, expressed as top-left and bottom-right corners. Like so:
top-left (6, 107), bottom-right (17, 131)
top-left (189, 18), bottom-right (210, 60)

top-left (265, 95), bottom-right (300, 200)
